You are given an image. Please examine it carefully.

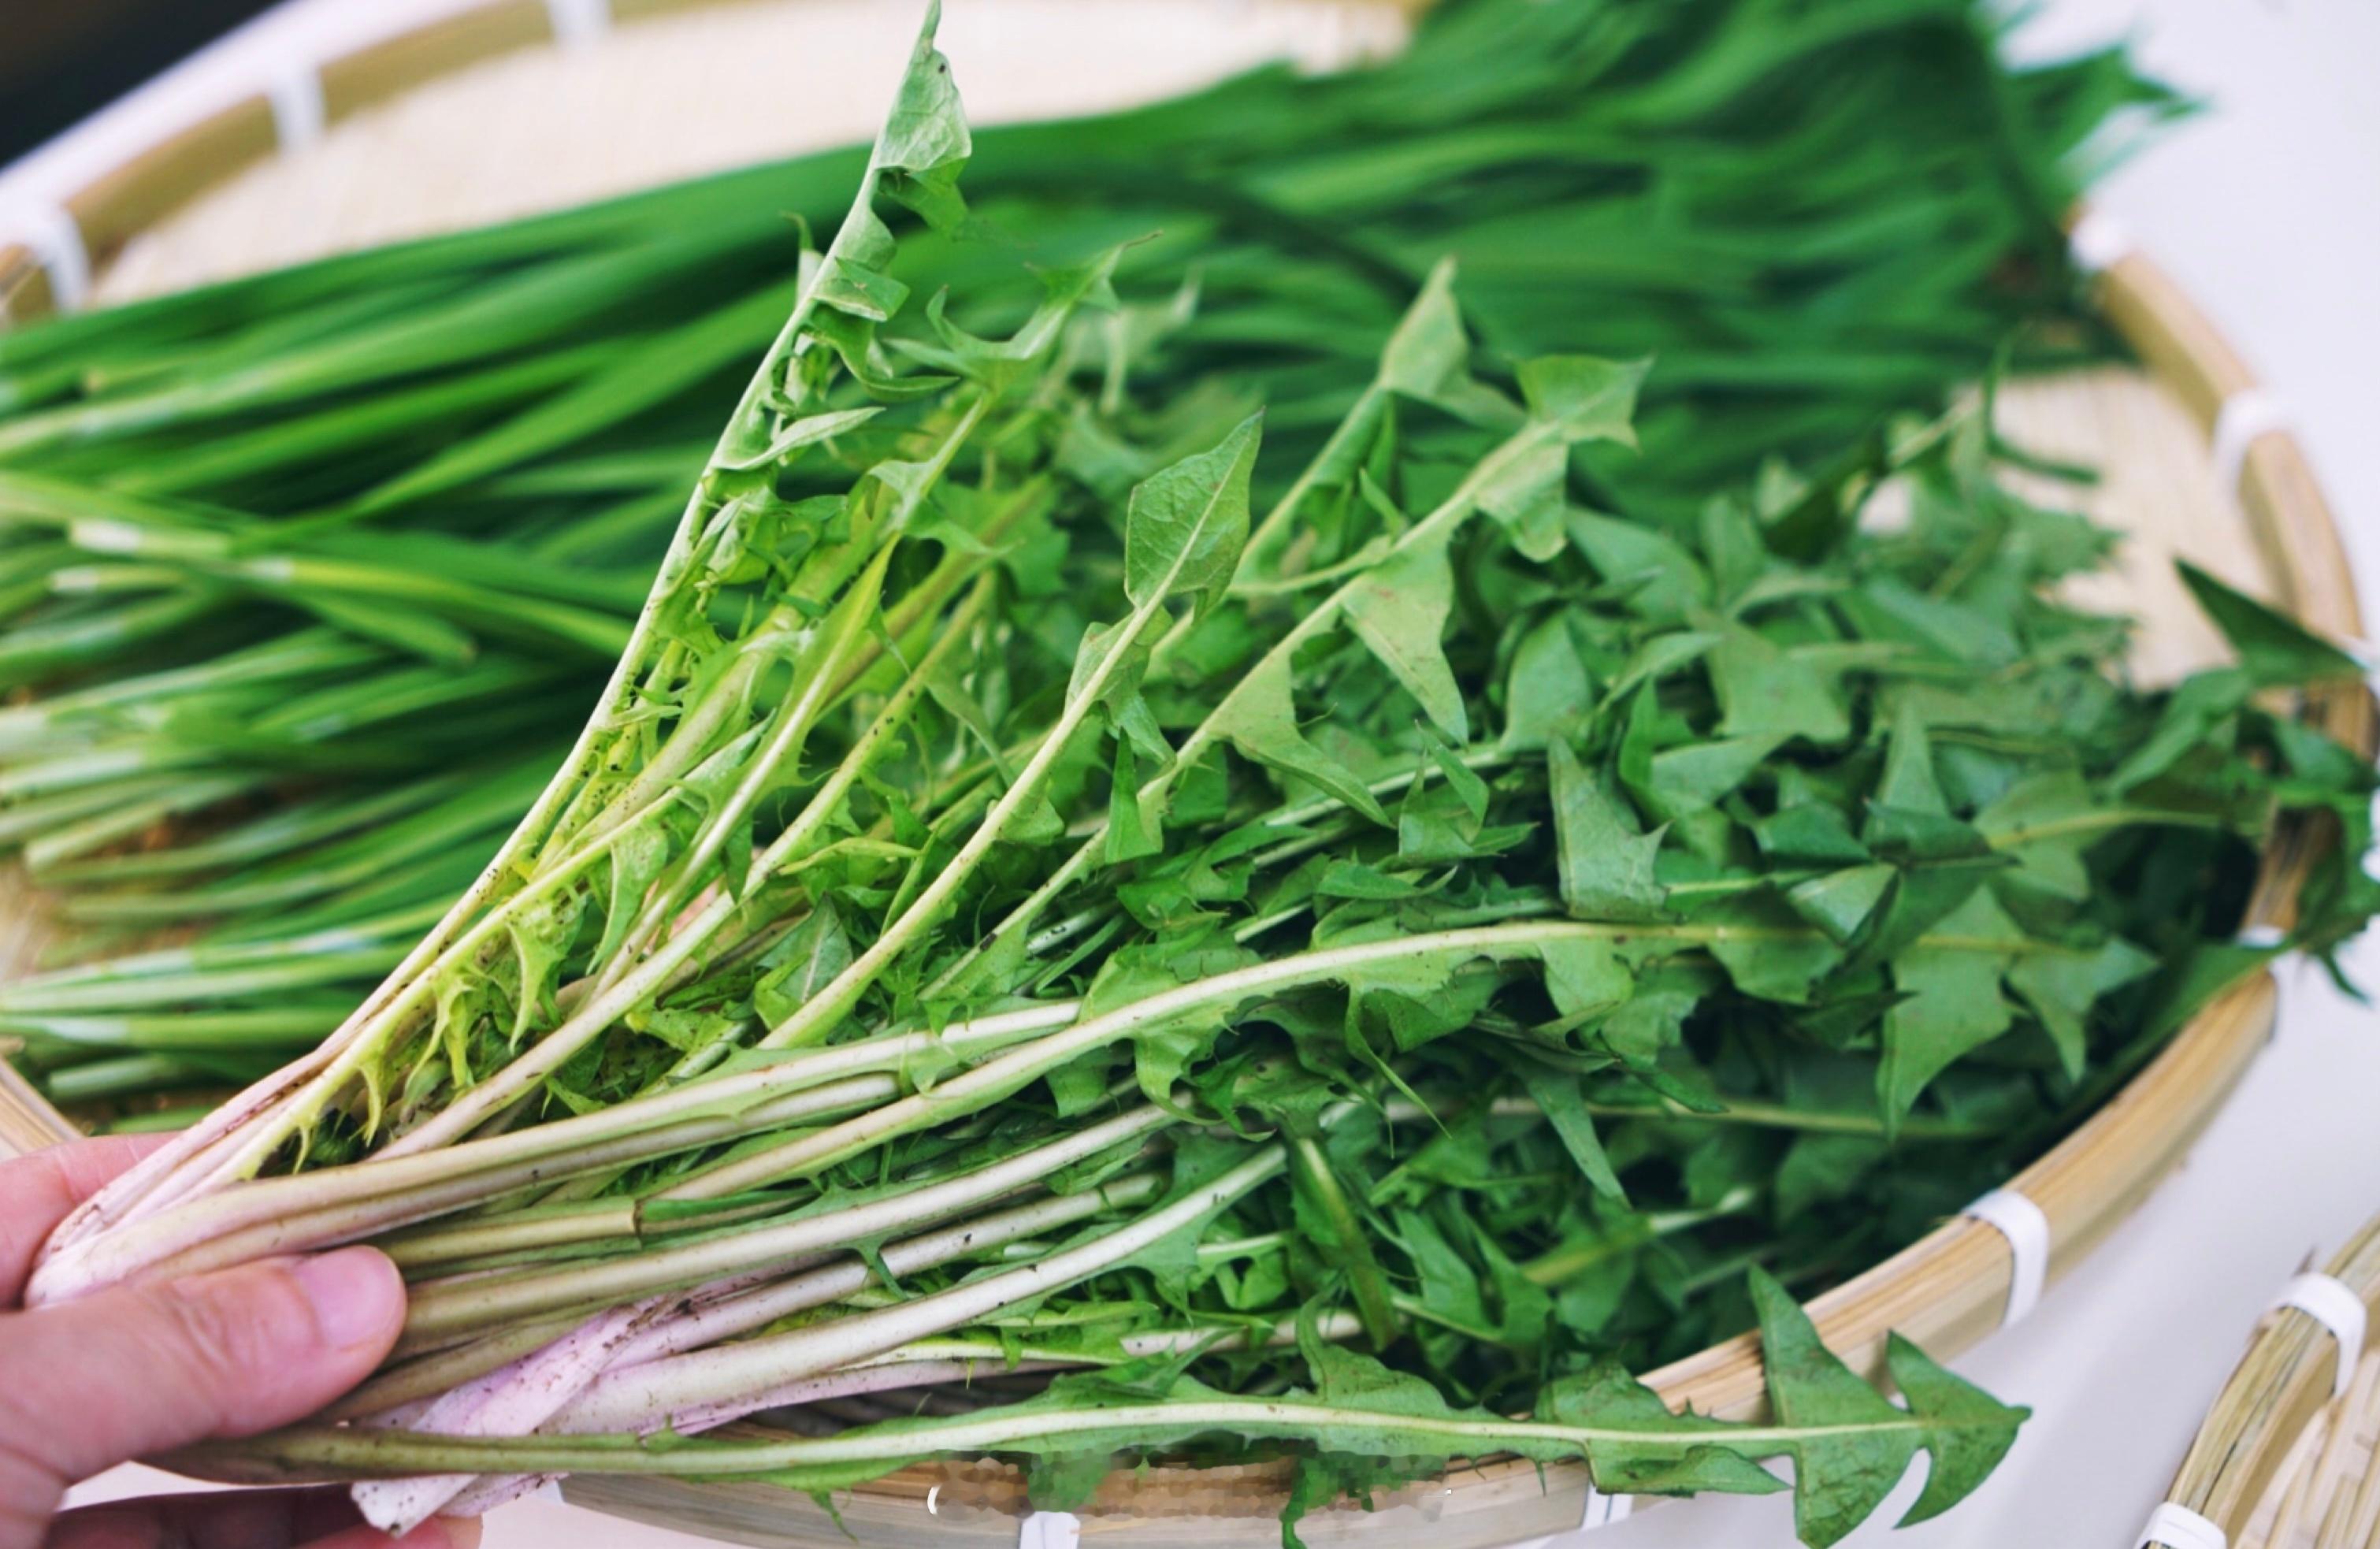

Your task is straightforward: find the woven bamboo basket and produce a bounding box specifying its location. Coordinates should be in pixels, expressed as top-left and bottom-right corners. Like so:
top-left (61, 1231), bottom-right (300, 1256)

top-left (0, 2), bottom-right (2370, 1545)
top-left (2139, 1213), bottom-right (2380, 1549)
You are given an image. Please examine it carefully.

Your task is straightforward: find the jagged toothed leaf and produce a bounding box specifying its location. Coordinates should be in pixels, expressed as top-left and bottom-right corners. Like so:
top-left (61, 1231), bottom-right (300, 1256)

top-left (1475, 437), bottom-right (1569, 563)
top-left (1749, 1270), bottom-right (2028, 1544)
top-left (1706, 622), bottom-right (1850, 743)
top-left (2007, 934), bottom-right (2156, 1079)
top-left (1499, 613), bottom-right (1594, 751)
top-left (1885, 1332), bottom-right (2029, 1526)
top-left (1786, 864), bottom-right (1895, 945)
top-left (1342, 534), bottom-right (1466, 741)
top-left (1516, 355), bottom-right (1647, 447)
top-left (1973, 768), bottom-right (2098, 905)
top-left (1550, 741), bottom-right (1665, 920)
top-left (1568, 507), bottom-right (1710, 623)
top-left (812, 207), bottom-right (909, 323)
top-left (1704, 893), bottom-right (1844, 1005)
top-left (1105, 741), bottom-right (1164, 864)
top-left (1747, 1266), bottom-right (1922, 1546)
top-left (1880, 890), bottom-right (2022, 1124)
top-left (1522, 1067), bottom-right (1625, 1199)
top-left (713, 407), bottom-right (883, 474)
top-left (1875, 700), bottom-right (1947, 815)
top-left (1537, 1360), bottom-right (1785, 1495)
top-left (1538, 934), bottom-right (1636, 1023)
top-left (1124, 413), bottom-right (1262, 622)
top-left (913, 247), bottom-right (1126, 388)
top-left (752, 902), bottom-right (853, 1029)
top-left (871, 1), bottom-right (971, 231)
top-left (2178, 559), bottom-right (2363, 688)
top-left (1212, 654), bottom-right (1389, 825)
top-left (1376, 258), bottom-right (1522, 429)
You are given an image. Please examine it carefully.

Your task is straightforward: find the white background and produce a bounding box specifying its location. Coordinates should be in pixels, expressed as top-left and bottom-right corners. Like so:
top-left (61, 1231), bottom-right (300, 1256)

top-left (18, 1), bottom-right (2380, 1544)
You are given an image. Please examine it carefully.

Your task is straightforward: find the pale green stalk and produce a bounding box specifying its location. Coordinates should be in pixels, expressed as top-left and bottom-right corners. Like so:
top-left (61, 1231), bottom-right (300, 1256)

top-left (398, 1103), bottom-right (1174, 1344)
top-left (544, 1148), bottom-right (1287, 1436)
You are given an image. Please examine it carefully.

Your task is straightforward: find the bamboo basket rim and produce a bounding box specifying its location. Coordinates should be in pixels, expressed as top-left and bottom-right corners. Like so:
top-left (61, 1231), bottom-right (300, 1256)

top-left (0, 2), bottom-right (2371, 1543)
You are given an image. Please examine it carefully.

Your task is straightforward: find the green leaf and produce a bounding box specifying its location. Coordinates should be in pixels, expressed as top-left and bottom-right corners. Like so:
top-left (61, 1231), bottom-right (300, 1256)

top-left (1105, 740), bottom-right (1163, 864)
top-left (1212, 655), bottom-right (1389, 825)
top-left (1741, 1268), bottom-right (2022, 1542)
top-left (2007, 935), bottom-right (2156, 1079)
top-left (1754, 802), bottom-right (1873, 866)
top-left (752, 901), bottom-right (853, 1029)
top-left (713, 407), bottom-right (884, 473)
top-left (1537, 1361), bottom-right (1785, 1496)
top-left (1376, 258), bottom-right (1522, 429)
top-left (2178, 559), bottom-right (2363, 687)
top-left (1342, 536), bottom-right (1467, 741)
top-left (1884, 1334), bottom-right (2030, 1527)
top-left (1124, 414), bottom-right (1262, 622)
top-left (1539, 934), bottom-right (1636, 1023)
top-left (1875, 700), bottom-right (1947, 815)
top-left (1290, 1141), bottom-right (1400, 1348)
top-left (1880, 890), bottom-right (2022, 1123)
top-left (1316, 860), bottom-right (1419, 900)
top-left (1499, 613), bottom-right (1595, 751)
top-left (1524, 1067), bottom-right (1626, 1199)
top-left (870, 4), bottom-right (972, 231)
top-left (1475, 438), bottom-right (1569, 563)
top-left (1973, 769), bottom-right (2099, 905)
top-left (1425, 738), bottom-right (1488, 823)
top-left (1705, 893), bottom-right (1844, 1004)
top-left (1550, 741), bottom-right (1665, 920)
top-left (1642, 734), bottom-right (1781, 824)
top-left (1516, 355), bottom-right (1647, 447)
top-left (1707, 623), bottom-right (1848, 743)
top-left (1787, 864), bottom-right (1895, 945)
top-left (1568, 508), bottom-right (1709, 623)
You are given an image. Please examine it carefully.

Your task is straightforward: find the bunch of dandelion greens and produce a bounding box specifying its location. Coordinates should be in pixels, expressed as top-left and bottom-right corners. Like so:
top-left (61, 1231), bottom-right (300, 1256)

top-left (17, 10), bottom-right (2378, 1548)
top-left (0, 0), bottom-right (2186, 1116)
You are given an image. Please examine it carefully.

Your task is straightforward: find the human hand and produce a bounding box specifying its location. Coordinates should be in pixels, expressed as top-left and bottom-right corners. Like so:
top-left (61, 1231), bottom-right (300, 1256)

top-left (0, 1135), bottom-right (475, 1549)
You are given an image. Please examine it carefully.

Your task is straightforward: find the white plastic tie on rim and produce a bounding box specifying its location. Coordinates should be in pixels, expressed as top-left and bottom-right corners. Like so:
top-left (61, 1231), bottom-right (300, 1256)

top-left (2271, 1272), bottom-right (2367, 1399)
top-left (0, 199), bottom-right (91, 313)
top-left (2137, 1502), bottom-right (2226, 1549)
top-left (545, 0), bottom-right (612, 50)
top-left (2237, 923), bottom-right (2287, 950)
top-left (1962, 1188), bottom-right (2050, 1328)
top-left (1019, 1510), bottom-right (1081, 1549)
top-left (1580, 1484), bottom-right (1633, 1529)
top-left (2211, 388), bottom-right (2289, 497)
top-left (265, 61), bottom-right (326, 152)
top-left (2069, 209), bottom-right (2137, 274)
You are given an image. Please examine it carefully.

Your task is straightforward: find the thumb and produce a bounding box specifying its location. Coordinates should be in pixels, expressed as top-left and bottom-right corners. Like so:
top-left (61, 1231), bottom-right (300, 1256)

top-left (0, 1246), bottom-right (402, 1499)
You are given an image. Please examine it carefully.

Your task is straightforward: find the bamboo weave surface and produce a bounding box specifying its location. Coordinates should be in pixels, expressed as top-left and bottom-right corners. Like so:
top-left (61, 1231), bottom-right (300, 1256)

top-left (2150, 1211), bottom-right (2380, 1549)
top-left (2245, 1351), bottom-right (2380, 1549)
top-left (0, 2), bottom-right (2363, 1544)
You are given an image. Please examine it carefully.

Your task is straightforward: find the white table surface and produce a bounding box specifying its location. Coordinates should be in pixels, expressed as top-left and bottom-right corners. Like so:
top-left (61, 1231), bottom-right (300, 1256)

top-left (27, 0), bottom-right (2380, 1543)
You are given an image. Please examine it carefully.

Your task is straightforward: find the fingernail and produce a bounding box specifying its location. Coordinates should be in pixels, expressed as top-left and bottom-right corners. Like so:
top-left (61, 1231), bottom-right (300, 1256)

top-left (430, 1517), bottom-right (484, 1549)
top-left (291, 1246), bottom-right (403, 1350)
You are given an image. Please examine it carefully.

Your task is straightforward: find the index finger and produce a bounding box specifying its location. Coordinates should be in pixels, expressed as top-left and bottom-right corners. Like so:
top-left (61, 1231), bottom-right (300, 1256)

top-left (0, 1134), bottom-right (175, 1306)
